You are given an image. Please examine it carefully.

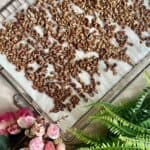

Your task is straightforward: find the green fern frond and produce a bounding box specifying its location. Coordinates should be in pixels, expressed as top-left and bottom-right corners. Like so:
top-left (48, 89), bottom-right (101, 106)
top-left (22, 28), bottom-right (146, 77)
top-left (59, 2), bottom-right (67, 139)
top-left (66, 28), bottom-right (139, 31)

top-left (89, 109), bottom-right (109, 120)
top-left (145, 71), bottom-right (150, 85)
top-left (119, 135), bottom-right (150, 149)
top-left (132, 88), bottom-right (150, 124)
top-left (100, 141), bottom-right (141, 150)
top-left (89, 103), bottom-right (150, 137)
top-left (132, 88), bottom-right (149, 113)
top-left (78, 141), bottom-right (143, 150)
top-left (140, 119), bottom-right (150, 129)
top-left (87, 101), bottom-right (123, 114)
top-left (92, 89), bottom-right (150, 125)
top-left (89, 115), bottom-right (136, 137)
top-left (70, 129), bottom-right (102, 147)
top-left (70, 129), bottom-right (120, 149)
top-left (92, 87), bottom-right (150, 124)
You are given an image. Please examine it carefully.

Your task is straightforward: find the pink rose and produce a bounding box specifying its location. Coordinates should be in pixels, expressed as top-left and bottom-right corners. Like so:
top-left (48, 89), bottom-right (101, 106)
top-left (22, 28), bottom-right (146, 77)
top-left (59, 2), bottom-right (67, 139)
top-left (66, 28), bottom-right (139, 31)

top-left (7, 123), bottom-right (21, 135)
top-left (34, 126), bottom-right (45, 137)
top-left (29, 137), bottom-right (44, 150)
top-left (56, 143), bottom-right (66, 150)
top-left (47, 124), bottom-right (60, 140)
top-left (0, 108), bottom-right (34, 136)
top-left (0, 112), bottom-right (16, 135)
top-left (0, 112), bottom-right (16, 122)
top-left (0, 129), bottom-right (8, 135)
top-left (45, 141), bottom-right (56, 150)
top-left (17, 116), bottom-right (36, 128)
top-left (16, 108), bottom-right (34, 118)
top-left (30, 123), bottom-right (45, 137)
top-left (0, 121), bottom-right (9, 135)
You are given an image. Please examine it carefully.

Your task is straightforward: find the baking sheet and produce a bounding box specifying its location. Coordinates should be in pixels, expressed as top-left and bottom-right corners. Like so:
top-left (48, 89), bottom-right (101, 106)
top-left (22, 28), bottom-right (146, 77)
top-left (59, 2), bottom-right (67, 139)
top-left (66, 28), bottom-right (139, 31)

top-left (0, 0), bottom-right (149, 131)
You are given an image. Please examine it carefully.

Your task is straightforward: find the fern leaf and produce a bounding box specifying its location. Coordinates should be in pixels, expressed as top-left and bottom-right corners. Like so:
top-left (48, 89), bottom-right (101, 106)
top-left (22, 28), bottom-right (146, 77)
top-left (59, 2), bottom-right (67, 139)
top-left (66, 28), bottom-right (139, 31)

top-left (92, 141), bottom-right (141, 150)
top-left (89, 103), bottom-right (150, 137)
top-left (119, 135), bottom-right (150, 150)
top-left (78, 145), bottom-right (139, 150)
top-left (70, 129), bottom-right (101, 147)
top-left (132, 89), bottom-right (149, 113)
top-left (90, 115), bottom-right (136, 137)
top-left (132, 88), bottom-right (150, 123)
top-left (99, 102), bottom-right (150, 133)
top-left (145, 71), bottom-right (150, 85)
top-left (140, 119), bottom-right (150, 129)
top-left (87, 99), bottom-right (141, 124)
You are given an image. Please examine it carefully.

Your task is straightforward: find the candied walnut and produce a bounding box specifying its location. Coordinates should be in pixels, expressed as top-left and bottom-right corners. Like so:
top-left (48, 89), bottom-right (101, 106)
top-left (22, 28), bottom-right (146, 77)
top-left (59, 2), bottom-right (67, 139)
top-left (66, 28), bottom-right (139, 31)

top-left (70, 95), bottom-right (80, 108)
top-left (115, 31), bottom-right (128, 47)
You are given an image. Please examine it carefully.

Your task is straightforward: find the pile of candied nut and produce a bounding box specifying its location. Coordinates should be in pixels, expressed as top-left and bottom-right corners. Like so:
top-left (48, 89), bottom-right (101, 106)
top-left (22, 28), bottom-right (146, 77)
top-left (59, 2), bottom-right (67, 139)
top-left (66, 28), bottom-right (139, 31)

top-left (0, 0), bottom-right (149, 112)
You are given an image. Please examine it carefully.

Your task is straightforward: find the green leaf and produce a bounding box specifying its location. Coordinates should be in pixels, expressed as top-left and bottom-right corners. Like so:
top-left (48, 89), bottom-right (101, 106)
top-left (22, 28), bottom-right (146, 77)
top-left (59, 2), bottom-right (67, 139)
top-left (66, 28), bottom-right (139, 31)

top-left (119, 135), bottom-right (150, 149)
top-left (0, 136), bottom-right (10, 150)
top-left (145, 71), bottom-right (150, 85)
top-left (132, 88), bottom-right (149, 113)
top-left (70, 129), bottom-right (102, 147)
top-left (89, 103), bottom-right (150, 137)
top-left (132, 88), bottom-right (150, 124)
top-left (140, 119), bottom-right (150, 128)
top-left (78, 141), bottom-right (142, 150)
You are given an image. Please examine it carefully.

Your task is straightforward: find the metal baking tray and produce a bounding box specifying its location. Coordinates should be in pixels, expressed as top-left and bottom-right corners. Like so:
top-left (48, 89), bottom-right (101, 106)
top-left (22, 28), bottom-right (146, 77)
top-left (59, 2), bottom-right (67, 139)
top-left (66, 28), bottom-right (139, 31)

top-left (0, 0), bottom-right (150, 143)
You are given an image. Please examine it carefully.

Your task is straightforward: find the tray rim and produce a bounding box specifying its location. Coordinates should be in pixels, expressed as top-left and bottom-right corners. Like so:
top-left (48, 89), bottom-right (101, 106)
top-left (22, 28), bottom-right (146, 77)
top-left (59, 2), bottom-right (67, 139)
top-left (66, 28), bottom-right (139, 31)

top-left (0, 0), bottom-right (14, 12)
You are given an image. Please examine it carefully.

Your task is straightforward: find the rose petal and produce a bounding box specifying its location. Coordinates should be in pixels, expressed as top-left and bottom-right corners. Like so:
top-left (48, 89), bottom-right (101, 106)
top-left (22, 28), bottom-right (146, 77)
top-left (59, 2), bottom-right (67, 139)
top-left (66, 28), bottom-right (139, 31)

top-left (45, 141), bottom-right (56, 150)
top-left (30, 123), bottom-right (46, 137)
top-left (0, 112), bottom-right (16, 135)
top-left (7, 124), bottom-right (21, 135)
top-left (0, 112), bottom-right (16, 122)
top-left (47, 124), bottom-right (60, 140)
top-left (0, 121), bottom-right (10, 130)
top-left (34, 126), bottom-right (45, 137)
top-left (19, 148), bottom-right (29, 150)
top-left (17, 116), bottom-right (36, 128)
top-left (29, 137), bottom-right (44, 150)
top-left (16, 108), bottom-right (34, 118)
